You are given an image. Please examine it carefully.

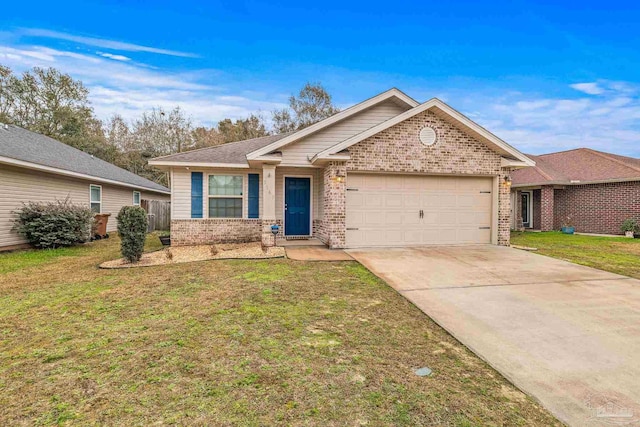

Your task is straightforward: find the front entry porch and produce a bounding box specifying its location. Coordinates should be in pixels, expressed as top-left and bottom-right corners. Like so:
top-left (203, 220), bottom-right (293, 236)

top-left (512, 185), bottom-right (555, 231)
top-left (259, 162), bottom-right (347, 249)
top-left (276, 237), bottom-right (325, 247)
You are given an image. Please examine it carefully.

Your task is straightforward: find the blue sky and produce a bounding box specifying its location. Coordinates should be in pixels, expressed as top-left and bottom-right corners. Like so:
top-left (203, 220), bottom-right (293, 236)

top-left (1, 0), bottom-right (639, 155)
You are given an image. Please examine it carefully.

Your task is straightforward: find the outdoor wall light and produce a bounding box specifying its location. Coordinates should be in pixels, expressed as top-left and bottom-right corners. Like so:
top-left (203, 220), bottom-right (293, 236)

top-left (503, 176), bottom-right (512, 187)
top-left (331, 175), bottom-right (345, 183)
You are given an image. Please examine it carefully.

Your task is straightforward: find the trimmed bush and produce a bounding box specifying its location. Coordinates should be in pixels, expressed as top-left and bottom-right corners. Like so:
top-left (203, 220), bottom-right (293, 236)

top-left (116, 206), bottom-right (148, 262)
top-left (13, 198), bottom-right (93, 249)
top-left (621, 218), bottom-right (639, 233)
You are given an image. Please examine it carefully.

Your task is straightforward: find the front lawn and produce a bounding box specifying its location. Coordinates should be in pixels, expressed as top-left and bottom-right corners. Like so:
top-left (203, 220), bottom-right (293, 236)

top-left (0, 236), bottom-right (559, 426)
top-left (511, 231), bottom-right (640, 278)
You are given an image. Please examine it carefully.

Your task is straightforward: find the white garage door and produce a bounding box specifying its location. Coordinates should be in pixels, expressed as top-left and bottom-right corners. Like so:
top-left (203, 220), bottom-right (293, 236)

top-left (346, 174), bottom-right (494, 247)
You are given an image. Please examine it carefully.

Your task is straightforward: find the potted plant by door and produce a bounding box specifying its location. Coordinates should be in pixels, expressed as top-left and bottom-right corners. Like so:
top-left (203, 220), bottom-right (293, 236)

top-left (561, 216), bottom-right (575, 234)
top-left (620, 219), bottom-right (638, 238)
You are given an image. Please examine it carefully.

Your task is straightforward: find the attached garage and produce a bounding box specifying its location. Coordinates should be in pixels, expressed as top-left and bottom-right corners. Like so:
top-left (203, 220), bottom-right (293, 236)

top-left (151, 89), bottom-right (535, 249)
top-left (345, 174), bottom-right (495, 247)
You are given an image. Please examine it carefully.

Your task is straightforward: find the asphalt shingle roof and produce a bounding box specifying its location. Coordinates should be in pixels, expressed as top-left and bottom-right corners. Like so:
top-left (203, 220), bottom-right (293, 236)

top-left (0, 125), bottom-right (169, 193)
top-left (151, 133), bottom-right (292, 164)
top-left (512, 148), bottom-right (640, 186)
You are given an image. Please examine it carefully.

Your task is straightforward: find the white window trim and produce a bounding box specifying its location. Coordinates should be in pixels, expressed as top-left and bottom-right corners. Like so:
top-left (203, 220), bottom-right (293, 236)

top-left (133, 191), bottom-right (141, 206)
top-left (90, 184), bottom-right (102, 214)
top-left (521, 190), bottom-right (533, 228)
top-left (282, 174), bottom-right (314, 237)
top-left (206, 173), bottom-right (245, 219)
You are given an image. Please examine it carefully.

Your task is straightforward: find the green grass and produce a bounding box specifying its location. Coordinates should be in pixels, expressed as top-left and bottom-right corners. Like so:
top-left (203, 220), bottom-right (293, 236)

top-left (0, 246), bottom-right (83, 274)
top-left (511, 231), bottom-right (640, 278)
top-left (0, 235), bottom-right (559, 426)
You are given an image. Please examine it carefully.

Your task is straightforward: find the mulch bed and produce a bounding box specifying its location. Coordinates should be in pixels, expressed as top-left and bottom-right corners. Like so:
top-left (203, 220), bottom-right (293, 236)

top-left (99, 242), bottom-right (285, 268)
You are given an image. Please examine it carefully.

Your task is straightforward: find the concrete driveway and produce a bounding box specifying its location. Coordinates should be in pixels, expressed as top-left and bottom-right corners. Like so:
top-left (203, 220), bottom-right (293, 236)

top-left (347, 245), bottom-right (640, 427)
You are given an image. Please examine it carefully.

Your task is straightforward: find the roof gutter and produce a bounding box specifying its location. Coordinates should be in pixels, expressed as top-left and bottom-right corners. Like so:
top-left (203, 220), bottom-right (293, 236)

top-left (148, 160), bottom-right (250, 169)
top-left (0, 156), bottom-right (170, 195)
top-left (511, 176), bottom-right (640, 188)
top-left (501, 158), bottom-right (533, 169)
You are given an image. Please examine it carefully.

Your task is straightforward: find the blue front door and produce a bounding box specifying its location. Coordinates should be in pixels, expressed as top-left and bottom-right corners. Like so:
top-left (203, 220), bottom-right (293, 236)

top-left (284, 177), bottom-right (311, 236)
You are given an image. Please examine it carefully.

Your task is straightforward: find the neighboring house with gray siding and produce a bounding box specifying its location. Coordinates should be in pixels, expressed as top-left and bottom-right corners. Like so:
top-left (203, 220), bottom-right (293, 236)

top-left (150, 88), bottom-right (534, 249)
top-left (0, 125), bottom-right (170, 250)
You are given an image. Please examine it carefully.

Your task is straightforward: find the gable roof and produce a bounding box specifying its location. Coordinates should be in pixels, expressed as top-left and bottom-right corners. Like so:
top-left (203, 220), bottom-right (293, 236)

top-left (149, 88), bottom-right (533, 169)
top-left (149, 88), bottom-right (417, 168)
top-left (245, 88), bottom-right (418, 159)
top-left (0, 125), bottom-right (170, 193)
top-left (511, 148), bottom-right (640, 187)
top-left (311, 98), bottom-right (534, 166)
top-left (149, 133), bottom-right (292, 167)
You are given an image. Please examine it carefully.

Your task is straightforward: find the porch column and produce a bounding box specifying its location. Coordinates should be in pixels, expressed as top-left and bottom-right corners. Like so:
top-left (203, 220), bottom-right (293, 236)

top-left (261, 164), bottom-right (277, 245)
top-left (498, 170), bottom-right (512, 246)
top-left (323, 161), bottom-right (347, 249)
top-left (515, 190), bottom-right (524, 231)
top-left (540, 185), bottom-right (554, 231)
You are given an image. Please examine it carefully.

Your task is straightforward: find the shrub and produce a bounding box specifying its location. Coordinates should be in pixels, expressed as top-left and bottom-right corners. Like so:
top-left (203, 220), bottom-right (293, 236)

top-left (116, 206), bottom-right (148, 262)
top-left (13, 198), bottom-right (93, 249)
top-left (620, 218), bottom-right (638, 233)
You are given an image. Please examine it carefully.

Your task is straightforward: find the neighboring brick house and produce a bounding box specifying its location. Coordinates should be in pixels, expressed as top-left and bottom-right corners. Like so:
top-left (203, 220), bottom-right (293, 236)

top-left (511, 148), bottom-right (640, 235)
top-left (150, 88), bottom-right (533, 249)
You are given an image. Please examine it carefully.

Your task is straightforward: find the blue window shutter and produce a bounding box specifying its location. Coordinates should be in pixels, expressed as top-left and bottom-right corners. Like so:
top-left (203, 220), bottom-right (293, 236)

top-left (248, 173), bottom-right (259, 218)
top-left (191, 172), bottom-right (203, 218)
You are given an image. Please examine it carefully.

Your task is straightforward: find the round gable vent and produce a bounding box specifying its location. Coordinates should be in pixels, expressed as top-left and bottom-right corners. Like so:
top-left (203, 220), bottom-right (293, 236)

top-left (419, 126), bottom-right (437, 146)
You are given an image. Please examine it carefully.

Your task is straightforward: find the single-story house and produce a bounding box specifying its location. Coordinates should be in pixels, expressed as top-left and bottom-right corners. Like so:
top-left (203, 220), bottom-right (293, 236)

top-left (511, 148), bottom-right (640, 235)
top-left (0, 124), bottom-right (170, 250)
top-left (149, 88), bottom-right (534, 249)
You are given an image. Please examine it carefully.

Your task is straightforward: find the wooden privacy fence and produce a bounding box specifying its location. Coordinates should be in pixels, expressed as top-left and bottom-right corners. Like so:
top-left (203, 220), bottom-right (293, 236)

top-left (141, 199), bottom-right (171, 231)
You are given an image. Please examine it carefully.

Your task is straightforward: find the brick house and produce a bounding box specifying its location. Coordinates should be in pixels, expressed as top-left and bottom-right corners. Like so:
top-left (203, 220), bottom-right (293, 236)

top-left (511, 148), bottom-right (640, 235)
top-left (149, 89), bottom-right (533, 249)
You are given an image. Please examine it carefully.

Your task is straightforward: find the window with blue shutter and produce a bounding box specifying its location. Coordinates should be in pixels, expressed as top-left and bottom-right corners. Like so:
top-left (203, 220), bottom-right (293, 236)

top-left (248, 173), bottom-right (259, 218)
top-left (191, 172), bottom-right (203, 218)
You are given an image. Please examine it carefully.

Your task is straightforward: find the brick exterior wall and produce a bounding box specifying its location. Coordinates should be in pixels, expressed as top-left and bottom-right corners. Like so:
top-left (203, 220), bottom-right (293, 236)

top-left (323, 162), bottom-right (347, 248)
top-left (553, 181), bottom-right (640, 235)
top-left (173, 110), bottom-right (517, 248)
top-left (346, 110), bottom-right (502, 174)
top-left (313, 219), bottom-right (328, 245)
top-left (171, 219), bottom-right (262, 246)
top-left (262, 219), bottom-right (282, 246)
top-left (540, 186), bottom-right (555, 231)
top-left (514, 190), bottom-right (524, 230)
top-left (345, 109), bottom-right (512, 246)
top-left (532, 189), bottom-right (541, 230)
top-left (497, 172), bottom-right (511, 244)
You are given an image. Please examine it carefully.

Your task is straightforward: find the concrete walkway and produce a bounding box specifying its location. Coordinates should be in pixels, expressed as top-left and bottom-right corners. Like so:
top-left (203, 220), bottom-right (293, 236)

top-left (285, 246), bottom-right (353, 261)
top-left (348, 245), bottom-right (640, 427)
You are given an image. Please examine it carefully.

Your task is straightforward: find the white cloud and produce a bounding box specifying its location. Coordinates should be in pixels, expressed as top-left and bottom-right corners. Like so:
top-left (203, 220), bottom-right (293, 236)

top-left (468, 81), bottom-right (640, 156)
top-left (514, 100), bottom-right (552, 111)
top-left (21, 28), bottom-right (198, 58)
top-left (3, 29), bottom-right (640, 157)
top-left (97, 52), bottom-right (131, 62)
top-left (570, 82), bottom-right (605, 95)
top-left (0, 42), bottom-right (286, 127)
top-left (0, 45), bottom-right (103, 64)
top-left (89, 86), bottom-right (285, 127)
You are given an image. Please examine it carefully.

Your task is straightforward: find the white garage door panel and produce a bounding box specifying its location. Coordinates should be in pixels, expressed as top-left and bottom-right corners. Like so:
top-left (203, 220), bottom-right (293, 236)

top-left (346, 174), bottom-right (493, 247)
